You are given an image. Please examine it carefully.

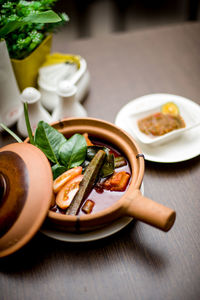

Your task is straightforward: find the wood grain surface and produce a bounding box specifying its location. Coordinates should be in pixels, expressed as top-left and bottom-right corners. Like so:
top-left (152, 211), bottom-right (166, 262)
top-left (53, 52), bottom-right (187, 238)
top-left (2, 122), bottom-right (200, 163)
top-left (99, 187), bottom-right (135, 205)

top-left (0, 22), bottom-right (200, 300)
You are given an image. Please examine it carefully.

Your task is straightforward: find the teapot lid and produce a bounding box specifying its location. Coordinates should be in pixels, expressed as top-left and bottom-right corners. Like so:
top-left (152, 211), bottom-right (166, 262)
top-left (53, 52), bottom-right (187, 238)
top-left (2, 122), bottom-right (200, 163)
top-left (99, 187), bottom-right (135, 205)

top-left (56, 80), bottom-right (77, 97)
top-left (0, 143), bottom-right (53, 258)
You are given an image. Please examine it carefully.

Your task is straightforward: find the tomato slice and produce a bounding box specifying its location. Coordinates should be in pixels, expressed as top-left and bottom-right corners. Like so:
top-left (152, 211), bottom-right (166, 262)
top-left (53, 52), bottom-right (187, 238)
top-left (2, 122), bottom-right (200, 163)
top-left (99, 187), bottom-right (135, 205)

top-left (53, 166), bottom-right (82, 194)
top-left (103, 171), bottom-right (130, 191)
top-left (83, 133), bottom-right (94, 146)
top-left (55, 175), bottom-right (83, 210)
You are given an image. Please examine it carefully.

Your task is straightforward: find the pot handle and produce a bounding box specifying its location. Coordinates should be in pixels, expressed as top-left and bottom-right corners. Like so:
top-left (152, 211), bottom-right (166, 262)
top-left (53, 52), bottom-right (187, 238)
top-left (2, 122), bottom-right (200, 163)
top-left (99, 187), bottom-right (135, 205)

top-left (124, 189), bottom-right (176, 231)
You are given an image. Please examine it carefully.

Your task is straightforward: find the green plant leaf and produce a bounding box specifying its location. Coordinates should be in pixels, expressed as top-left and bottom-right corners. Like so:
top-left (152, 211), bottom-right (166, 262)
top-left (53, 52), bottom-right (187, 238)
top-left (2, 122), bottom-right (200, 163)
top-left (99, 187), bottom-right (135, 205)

top-left (86, 146), bottom-right (109, 161)
top-left (0, 123), bottom-right (23, 143)
top-left (34, 121), bottom-right (67, 164)
top-left (100, 154), bottom-right (114, 178)
top-left (23, 10), bottom-right (62, 23)
top-left (0, 10), bottom-right (62, 37)
top-left (0, 21), bottom-right (24, 37)
top-left (59, 134), bottom-right (87, 169)
top-left (52, 164), bottom-right (67, 180)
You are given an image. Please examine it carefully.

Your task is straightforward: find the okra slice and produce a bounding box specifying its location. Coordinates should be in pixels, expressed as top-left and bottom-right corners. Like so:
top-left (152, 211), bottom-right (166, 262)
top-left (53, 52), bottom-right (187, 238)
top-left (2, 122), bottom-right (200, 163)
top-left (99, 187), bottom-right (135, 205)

top-left (66, 150), bottom-right (106, 215)
top-left (82, 200), bottom-right (95, 214)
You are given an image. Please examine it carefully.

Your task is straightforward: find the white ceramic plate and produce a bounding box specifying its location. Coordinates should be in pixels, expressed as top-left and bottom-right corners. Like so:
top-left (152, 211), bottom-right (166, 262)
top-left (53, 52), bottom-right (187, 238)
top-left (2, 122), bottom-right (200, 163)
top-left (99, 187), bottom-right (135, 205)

top-left (41, 184), bottom-right (144, 243)
top-left (115, 93), bottom-right (200, 163)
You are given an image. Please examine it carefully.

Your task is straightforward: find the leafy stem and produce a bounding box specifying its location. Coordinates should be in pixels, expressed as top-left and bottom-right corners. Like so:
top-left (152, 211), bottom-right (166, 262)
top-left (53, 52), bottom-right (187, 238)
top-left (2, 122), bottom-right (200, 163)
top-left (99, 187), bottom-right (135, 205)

top-left (0, 123), bottom-right (23, 143)
top-left (0, 1), bottom-right (69, 59)
top-left (24, 102), bottom-right (35, 145)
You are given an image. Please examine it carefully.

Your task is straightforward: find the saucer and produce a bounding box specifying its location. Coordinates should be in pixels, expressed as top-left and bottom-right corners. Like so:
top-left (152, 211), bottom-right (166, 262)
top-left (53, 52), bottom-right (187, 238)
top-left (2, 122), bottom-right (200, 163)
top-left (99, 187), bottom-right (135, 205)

top-left (115, 93), bottom-right (200, 163)
top-left (41, 216), bottom-right (133, 243)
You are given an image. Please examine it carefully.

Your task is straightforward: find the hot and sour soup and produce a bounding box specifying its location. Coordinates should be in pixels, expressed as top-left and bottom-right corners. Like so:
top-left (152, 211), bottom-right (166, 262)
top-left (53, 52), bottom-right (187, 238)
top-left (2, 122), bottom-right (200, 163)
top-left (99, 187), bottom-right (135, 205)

top-left (51, 135), bottom-right (131, 216)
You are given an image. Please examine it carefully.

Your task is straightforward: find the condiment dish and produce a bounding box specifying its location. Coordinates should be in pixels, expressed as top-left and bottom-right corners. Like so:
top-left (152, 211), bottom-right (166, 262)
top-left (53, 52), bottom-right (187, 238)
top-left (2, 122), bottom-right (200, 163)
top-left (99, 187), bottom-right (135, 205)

top-left (127, 102), bottom-right (200, 146)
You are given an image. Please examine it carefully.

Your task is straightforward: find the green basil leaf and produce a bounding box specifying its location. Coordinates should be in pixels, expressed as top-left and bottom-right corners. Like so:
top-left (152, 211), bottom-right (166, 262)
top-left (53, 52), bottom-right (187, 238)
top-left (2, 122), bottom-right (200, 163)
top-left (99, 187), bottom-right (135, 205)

top-left (86, 146), bottom-right (109, 161)
top-left (59, 133), bottom-right (87, 169)
top-left (34, 121), bottom-right (67, 164)
top-left (52, 164), bottom-right (67, 180)
top-left (100, 154), bottom-right (114, 178)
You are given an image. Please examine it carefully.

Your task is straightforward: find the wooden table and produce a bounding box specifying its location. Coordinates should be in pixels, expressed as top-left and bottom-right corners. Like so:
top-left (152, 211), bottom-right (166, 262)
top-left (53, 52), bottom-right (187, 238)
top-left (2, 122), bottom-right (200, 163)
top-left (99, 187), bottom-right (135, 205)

top-left (1, 22), bottom-right (200, 300)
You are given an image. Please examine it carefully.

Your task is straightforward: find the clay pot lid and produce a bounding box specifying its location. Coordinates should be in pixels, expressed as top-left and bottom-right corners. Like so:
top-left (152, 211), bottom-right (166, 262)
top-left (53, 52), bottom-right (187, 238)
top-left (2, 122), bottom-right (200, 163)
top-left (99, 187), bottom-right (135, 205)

top-left (0, 143), bottom-right (53, 258)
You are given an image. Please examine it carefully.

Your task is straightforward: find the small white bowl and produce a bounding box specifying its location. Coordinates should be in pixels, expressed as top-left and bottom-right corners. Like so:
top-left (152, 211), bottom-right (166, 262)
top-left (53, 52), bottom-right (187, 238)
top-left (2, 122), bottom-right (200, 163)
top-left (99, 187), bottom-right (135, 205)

top-left (127, 101), bottom-right (200, 147)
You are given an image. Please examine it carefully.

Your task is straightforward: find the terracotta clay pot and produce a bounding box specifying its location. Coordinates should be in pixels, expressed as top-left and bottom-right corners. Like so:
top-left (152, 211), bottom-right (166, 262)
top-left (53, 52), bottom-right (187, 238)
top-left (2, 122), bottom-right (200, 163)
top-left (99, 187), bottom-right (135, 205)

top-left (0, 117), bottom-right (176, 257)
top-left (46, 118), bottom-right (176, 233)
top-left (0, 143), bottom-right (53, 258)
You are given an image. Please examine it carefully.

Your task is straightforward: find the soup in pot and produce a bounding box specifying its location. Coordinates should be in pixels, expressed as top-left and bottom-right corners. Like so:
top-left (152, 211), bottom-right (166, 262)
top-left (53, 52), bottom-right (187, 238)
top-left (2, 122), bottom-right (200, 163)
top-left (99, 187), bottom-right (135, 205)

top-left (51, 134), bottom-right (131, 216)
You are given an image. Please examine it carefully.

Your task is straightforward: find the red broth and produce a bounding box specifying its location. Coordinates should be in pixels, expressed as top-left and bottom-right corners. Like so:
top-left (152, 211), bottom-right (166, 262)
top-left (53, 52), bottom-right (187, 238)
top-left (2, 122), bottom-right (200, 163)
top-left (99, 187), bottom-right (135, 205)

top-left (78, 164), bottom-right (130, 216)
top-left (51, 138), bottom-right (131, 216)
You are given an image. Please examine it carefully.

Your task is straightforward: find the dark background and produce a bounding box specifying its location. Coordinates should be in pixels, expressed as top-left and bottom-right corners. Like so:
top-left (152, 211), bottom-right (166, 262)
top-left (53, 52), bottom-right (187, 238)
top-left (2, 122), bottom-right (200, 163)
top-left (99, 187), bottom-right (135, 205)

top-left (54, 0), bottom-right (200, 40)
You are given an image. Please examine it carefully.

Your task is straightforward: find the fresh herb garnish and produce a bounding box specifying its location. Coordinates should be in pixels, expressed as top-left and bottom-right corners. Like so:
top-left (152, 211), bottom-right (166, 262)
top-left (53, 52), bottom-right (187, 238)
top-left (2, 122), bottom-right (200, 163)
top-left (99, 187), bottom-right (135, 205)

top-left (0, 103), bottom-right (115, 181)
top-left (100, 153), bottom-right (115, 178)
top-left (86, 146), bottom-right (109, 161)
top-left (51, 164), bottom-right (67, 180)
top-left (59, 133), bottom-right (87, 169)
top-left (34, 120), bottom-right (66, 164)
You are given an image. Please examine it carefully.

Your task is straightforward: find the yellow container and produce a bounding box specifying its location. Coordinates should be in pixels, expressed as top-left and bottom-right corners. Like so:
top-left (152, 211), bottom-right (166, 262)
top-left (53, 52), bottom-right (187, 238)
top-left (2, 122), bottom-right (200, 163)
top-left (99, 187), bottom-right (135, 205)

top-left (11, 35), bottom-right (52, 92)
